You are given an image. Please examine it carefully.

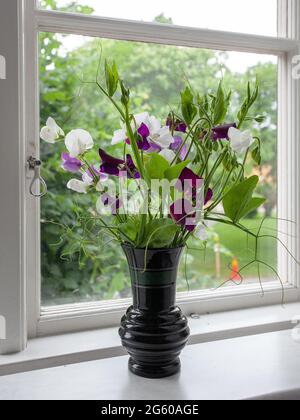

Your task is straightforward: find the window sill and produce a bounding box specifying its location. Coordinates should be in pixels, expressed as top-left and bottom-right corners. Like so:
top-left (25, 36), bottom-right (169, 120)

top-left (1, 302), bottom-right (300, 377)
top-left (1, 329), bottom-right (300, 400)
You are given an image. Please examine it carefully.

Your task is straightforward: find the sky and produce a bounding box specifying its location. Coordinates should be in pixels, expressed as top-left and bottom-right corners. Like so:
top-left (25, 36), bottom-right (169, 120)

top-left (46, 0), bottom-right (278, 72)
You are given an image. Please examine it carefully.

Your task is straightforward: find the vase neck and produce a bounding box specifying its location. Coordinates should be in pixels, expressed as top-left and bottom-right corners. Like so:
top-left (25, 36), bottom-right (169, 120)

top-left (131, 280), bottom-right (177, 312)
top-left (122, 246), bottom-right (183, 312)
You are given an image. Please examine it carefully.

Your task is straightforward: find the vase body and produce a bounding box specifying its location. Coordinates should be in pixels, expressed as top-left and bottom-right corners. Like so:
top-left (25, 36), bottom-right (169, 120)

top-left (119, 245), bottom-right (190, 379)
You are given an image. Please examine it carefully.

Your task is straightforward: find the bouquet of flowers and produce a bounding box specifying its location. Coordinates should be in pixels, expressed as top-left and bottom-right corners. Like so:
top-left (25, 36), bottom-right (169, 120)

top-left (40, 60), bottom-right (272, 281)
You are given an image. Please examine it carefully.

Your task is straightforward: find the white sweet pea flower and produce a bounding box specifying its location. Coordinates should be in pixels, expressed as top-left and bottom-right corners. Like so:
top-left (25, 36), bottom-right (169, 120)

top-left (150, 125), bottom-right (174, 149)
top-left (67, 170), bottom-right (98, 194)
top-left (228, 127), bottom-right (254, 154)
top-left (134, 112), bottom-right (151, 127)
top-left (140, 114), bottom-right (174, 149)
top-left (82, 172), bottom-right (94, 185)
top-left (194, 224), bottom-right (208, 241)
top-left (112, 128), bottom-right (127, 145)
top-left (111, 112), bottom-right (174, 150)
top-left (40, 117), bottom-right (64, 144)
top-left (112, 113), bottom-right (150, 145)
top-left (67, 179), bottom-right (91, 194)
top-left (159, 149), bottom-right (176, 164)
top-left (65, 129), bottom-right (94, 158)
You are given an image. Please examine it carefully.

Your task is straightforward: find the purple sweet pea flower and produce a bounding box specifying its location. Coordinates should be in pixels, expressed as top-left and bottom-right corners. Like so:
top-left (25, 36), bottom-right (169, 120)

top-left (204, 188), bottom-right (213, 205)
top-left (170, 136), bottom-right (188, 161)
top-left (166, 117), bottom-right (187, 133)
top-left (137, 123), bottom-right (151, 151)
top-left (125, 155), bottom-right (141, 179)
top-left (86, 165), bottom-right (108, 182)
top-left (61, 152), bottom-right (83, 173)
top-left (170, 199), bottom-right (196, 232)
top-left (125, 123), bottom-right (151, 151)
top-left (212, 123), bottom-right (237, 141)
top-left (177, 168), bottom-right (213, 205)
top-left (147, 143), bottom-right (162, 153)
top-left (99, 149), bottom-right (140, 179)
top-left (177, 168), bottom-right (202, 192)
top-left (99, 149), bottom-right (125, 176)
top-left (138, 123), bottom-right (150, 138)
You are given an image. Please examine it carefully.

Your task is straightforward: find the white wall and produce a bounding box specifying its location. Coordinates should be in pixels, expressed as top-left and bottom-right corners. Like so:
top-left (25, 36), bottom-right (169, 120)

top-left (0, 0), bottom-right (26, 354)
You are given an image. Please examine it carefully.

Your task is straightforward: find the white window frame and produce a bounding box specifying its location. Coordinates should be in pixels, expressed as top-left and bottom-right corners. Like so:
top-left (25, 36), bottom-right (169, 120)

top-left (20, 0), bottom-right (300, 340)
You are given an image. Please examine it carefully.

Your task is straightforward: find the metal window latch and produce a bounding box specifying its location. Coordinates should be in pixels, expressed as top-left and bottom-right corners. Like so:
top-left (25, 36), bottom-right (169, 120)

top-left (27, 156), bottom-right (48, 198)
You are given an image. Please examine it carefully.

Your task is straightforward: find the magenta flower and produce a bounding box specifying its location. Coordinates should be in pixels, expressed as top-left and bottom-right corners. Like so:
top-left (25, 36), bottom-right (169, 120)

top-left (204, 188), bottom-right (213, 205)
top-left (147, 143), bottom-right (162, 153)
top-left (61, 152), bottom-right (82, 173)
top-left (124, 126), bottom-right (149, 151)
top-left (137, 123), bottom-right (151, 151)
top-left (170, 199), bottom-right (196, 232)
top-left (170, 136), bottom-right (188, 161)
top-left (99, 149), bottom-right (140, 179)
top-left (166, 116), bottom-right (187, 133)
top-left (178, 168), bottom-right (202, 191)
top-left (177, 168), bottom-right (213, 205)
top-left (99, 149), bottom-right (125, 176)
top-left (212, 123), bottom-right (237, 141)
top-left (125, 155), bottom-right (141, 179)
top-left (125, 123), bottom-right (151, 151)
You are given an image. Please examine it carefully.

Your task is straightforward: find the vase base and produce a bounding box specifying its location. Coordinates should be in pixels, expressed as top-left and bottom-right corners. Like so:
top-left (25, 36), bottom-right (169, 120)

top-left (128, 357), bottom-right (181, 379)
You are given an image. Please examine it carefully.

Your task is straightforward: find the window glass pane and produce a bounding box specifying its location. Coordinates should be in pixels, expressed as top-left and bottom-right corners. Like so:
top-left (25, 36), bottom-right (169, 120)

top-left (40, 33), bottom-right (278, 307)
top-left (39, 0), bottom-right (278, 37)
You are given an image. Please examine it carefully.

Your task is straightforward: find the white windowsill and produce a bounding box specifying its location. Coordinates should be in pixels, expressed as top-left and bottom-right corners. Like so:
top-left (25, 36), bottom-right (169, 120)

top-left (1, 302), bottom-right (300, 377)
top-left (1, 329), bottom-right (300, 400)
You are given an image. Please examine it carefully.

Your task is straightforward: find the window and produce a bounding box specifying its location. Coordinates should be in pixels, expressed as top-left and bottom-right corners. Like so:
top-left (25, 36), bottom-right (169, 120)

top-left (21, 0), bottom-right (300, 338)
top-left (39, 33), bottom-right (278, 306)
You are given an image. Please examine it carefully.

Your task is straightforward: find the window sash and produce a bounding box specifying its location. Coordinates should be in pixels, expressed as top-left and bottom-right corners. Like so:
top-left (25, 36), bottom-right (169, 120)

top-left (35, 8), bottom-right (298, 54)
top-left (24, 0), bottom-right (300, 338)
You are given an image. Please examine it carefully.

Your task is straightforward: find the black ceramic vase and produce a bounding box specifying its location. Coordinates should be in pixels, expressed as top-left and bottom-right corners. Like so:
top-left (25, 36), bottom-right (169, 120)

top-left (119, 245), bottom-right (190, 379)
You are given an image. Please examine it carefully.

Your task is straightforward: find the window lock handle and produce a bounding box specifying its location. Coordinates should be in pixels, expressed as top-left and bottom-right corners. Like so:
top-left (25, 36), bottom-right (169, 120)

top-left (27, 156), bottom-right (48, 198)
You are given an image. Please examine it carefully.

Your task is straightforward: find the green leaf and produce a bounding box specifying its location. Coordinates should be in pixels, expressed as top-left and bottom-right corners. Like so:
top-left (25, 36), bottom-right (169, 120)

top-left (145, 153), bottom-right (170, 180)
top-left (252, 146), bottom-right (261, 165)
top-left (118, 220), bottom-right (139, 242)
top-left (239, 197), bottom-right (266, 220)
top-left (237, 81), bottom-right (260, 128)
top-left (213, 82), bottom-right (226, 125)
top-left (181, 86), bottom-right (197, 125)
top-left (105, 60), bottom-right (119, 97)
top-left (254, 114), bottom-right (266, 123)
top-left (164, 160), bottom-right (190, 181)
top-left (223, 176), bottom-right (262, 223)
top-left (120, 80), bottom-right (130, 106)
top-left (140, 219), bottom-right (178, 249)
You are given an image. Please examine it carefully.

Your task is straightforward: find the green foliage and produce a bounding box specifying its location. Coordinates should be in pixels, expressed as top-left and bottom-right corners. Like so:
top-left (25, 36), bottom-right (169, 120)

top-left (105, 60), bottom-right (119, 97)
top-left (223, 176), bottom-right (266, 223)
top-left (141, 219), bottom-right (178, 249)
top-left (165, 161), bottom-right (190, 181)
top-left (181, 87), bottom-right (197, 126)
top-left (212, 82), bottom-right (230, 125)
top-left (145, 154), bottom-right (170, 180)
top-left (252, 145), bottom-right (262, 165)
top-left (237, 81), bottom-right (259, 128)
